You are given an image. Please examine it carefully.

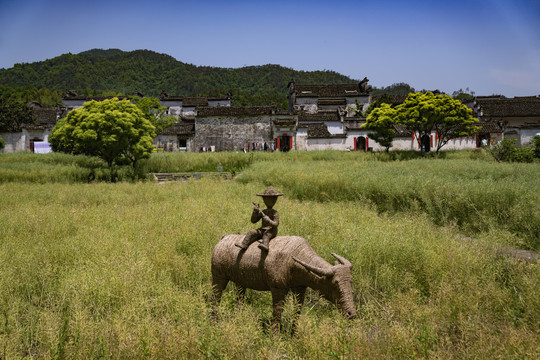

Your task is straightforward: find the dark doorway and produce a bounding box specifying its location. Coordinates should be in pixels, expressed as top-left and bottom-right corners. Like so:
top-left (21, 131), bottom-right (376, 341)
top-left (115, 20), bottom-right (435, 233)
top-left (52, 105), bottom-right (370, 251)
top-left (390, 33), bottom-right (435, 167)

top-left (421, 134), bottom-right (431, 152)
top-left (356, 137), bottom-right (366, 151)
top-left (280, 135), bottom-right (291, 152)
top-left (477, 134), bottom-right (490, 148)
top-left (178, 137), bottom-right (187, 148)
top-left (29, 138), bottom-right (43, 153)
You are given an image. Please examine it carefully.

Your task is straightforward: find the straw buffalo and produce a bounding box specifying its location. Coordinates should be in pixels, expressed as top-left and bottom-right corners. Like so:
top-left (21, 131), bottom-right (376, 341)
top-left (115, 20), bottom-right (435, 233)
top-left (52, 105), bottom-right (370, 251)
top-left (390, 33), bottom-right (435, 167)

top-left (211, 234), bottom-right (356, 329)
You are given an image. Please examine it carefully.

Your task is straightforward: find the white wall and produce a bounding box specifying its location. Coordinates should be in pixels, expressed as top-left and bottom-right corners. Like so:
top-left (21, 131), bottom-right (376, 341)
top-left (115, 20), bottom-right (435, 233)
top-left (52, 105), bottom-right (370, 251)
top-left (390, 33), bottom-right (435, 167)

top-left (442, 136), bottom-right (480, 150)
top-left (345, 96), bottom-right (369, 114)
top-left (343, 131), bottom-right (488, 152)
top-left (326, 121), bottom-right (344, 135)
top-left (306, 137), bottom-right (348, 150)
top-left (0, 132), bottom-right (25, 152)
top-left (518, 128), bottom-right (540, 147)
top-left (62, 99), bottom-right (86, 110)
top-left (0, 128), bottom-right (51, 153)
top-left (295, 128), bottom-right (308, 151)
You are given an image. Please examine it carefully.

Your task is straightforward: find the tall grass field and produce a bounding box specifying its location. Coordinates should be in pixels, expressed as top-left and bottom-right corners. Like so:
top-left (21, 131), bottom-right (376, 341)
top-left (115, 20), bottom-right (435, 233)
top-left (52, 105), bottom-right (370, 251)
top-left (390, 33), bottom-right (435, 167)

top-left (0, 150), bottom-right (539, 358)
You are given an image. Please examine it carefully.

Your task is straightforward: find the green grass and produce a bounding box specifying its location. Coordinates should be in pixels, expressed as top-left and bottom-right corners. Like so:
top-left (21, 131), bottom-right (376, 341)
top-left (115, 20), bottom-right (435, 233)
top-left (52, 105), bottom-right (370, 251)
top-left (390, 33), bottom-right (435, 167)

top-left (0, 150), bottom-right (539, 358)
top-left (0, 152), bottom-right (134, 183)
top-left (0, 178), bottom-right (539, 359)
top-left (0, 149), bottom-right (493, 184)
top-left (238, 157), bottom-right (540, 252)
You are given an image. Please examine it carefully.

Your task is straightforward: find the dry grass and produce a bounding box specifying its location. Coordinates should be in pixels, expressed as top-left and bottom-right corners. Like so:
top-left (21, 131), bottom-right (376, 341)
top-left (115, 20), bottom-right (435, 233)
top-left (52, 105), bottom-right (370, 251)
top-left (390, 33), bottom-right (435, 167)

top-left (1, 177), bottom-right (539, 358)
top-left (239, 157), bottom-right (540, 251)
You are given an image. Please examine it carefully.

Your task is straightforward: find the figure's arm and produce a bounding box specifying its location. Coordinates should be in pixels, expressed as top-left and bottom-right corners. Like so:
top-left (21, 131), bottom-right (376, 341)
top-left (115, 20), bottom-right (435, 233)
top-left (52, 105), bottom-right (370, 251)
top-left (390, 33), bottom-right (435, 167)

top-left (251, 202), bottom-right (262, 223)
top-left (262, 210), bottom-right (279, 227)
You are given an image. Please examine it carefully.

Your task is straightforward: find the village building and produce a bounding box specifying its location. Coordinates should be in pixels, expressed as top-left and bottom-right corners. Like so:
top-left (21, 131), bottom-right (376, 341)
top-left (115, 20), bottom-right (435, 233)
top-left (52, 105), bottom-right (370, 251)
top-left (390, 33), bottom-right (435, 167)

top-left (193, 106), bottom-right (294, 152)
top-left (473, 96), bottom-right (540, 147)
top-left (159, 92), bottom-right (231, 119)
top-left (156, 92), bottom-right (232, 151)
top-left (154, 122), bottom-right (195, 152)
top-left (2, 85), bottom-right (538, 154)
top-left (0, 102), bottom-right (65, 153)
top-left (61, 91), bottom-right (232, 152)
top-left (345, 93), bottom-right (503, 152)
top-left (61, 90), bottom-right (133, 112)
top-left (288, 79), bottom-right (372, 151)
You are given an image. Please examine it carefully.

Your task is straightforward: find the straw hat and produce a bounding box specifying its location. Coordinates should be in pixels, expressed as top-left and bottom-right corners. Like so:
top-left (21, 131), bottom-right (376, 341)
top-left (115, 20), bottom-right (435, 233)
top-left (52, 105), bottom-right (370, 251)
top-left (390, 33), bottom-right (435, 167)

top-left (257, 187), bottom-right (284, 197)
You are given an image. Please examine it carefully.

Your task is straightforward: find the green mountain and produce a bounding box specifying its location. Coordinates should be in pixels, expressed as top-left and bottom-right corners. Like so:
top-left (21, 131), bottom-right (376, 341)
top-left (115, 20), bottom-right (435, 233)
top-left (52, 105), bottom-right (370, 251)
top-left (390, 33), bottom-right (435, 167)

top-left (0, 49), bottom-right (360, 107)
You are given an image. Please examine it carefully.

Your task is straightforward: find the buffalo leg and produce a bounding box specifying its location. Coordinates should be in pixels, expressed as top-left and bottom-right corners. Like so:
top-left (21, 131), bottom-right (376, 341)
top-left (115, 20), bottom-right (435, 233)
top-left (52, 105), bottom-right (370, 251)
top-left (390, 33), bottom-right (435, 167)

top-left (270, 288), bottom-right (288, 331)
top-left (291, 287), bottom-right (306, 335)
top-left (211, 276), bottom-right (229, 319)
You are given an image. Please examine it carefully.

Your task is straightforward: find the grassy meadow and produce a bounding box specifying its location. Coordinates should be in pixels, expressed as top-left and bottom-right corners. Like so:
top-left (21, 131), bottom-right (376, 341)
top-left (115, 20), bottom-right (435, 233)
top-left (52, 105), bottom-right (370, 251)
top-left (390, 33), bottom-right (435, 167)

top-left (0, 150), bottom-right (539, 358)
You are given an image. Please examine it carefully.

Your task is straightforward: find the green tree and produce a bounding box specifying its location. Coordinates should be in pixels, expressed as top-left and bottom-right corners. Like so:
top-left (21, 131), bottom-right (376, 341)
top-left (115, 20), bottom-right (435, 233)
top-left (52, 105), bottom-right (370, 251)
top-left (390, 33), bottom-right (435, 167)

top-left (371, 82), bottom-right (415, 95)
top-left (395, 92), bottom-right (479, 153)
top-left (360, 103), bottom-right (397, 152)
top-left (0, 135), bottom-right (5, 150)
top-left (452, 87), bottom-right (475, 103)
top-left (0, 97), bottom-right (36, 132)
top-left (131, 96), bottom-right (176, 133)
top-left (50, 98), bottom-right (156, 172)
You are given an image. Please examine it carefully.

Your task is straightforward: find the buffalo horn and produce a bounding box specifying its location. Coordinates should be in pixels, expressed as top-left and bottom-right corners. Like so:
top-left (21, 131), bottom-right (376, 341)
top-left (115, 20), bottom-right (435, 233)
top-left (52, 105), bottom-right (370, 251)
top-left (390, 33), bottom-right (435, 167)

top-left (293, 257), bottom-right (334, 277)
top-left (331, 253), bottom-right (352, 268)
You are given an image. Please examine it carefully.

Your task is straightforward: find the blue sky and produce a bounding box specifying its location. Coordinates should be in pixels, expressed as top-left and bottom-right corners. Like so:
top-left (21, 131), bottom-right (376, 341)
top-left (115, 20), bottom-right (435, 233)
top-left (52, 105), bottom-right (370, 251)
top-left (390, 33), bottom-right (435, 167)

top-left (1, 0), bottom-right (539, 96)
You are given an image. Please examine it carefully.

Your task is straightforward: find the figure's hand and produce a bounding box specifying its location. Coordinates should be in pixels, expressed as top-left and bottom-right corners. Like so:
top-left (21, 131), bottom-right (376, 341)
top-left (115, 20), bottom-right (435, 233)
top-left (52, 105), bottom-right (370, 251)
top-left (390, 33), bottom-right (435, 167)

top-left (252, 201), bottom-right (262, 214)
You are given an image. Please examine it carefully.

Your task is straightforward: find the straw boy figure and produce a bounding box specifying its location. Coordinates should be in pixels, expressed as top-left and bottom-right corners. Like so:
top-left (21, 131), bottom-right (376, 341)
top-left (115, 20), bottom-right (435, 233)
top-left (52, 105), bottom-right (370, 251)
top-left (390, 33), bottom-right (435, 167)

top-left (236, 187), bottom-right (283, 252)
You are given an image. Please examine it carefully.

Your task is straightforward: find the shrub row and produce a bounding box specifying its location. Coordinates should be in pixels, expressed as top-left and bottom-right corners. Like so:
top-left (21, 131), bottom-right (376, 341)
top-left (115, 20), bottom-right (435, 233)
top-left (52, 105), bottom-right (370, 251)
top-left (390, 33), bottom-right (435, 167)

top-left (488, 136), bottom-right (540, 163)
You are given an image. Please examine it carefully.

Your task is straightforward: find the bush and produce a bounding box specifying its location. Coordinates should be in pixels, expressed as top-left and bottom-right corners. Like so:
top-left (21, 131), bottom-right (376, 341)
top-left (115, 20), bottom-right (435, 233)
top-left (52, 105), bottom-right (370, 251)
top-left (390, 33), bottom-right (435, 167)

top-left (0, 135), bottom-right (5, 150)
top-left (529, 135), bottom-right (540, 159)
top-left (512, 147), bottom-right (535, 163)
top-left (488, 136), bottom-right (539, 163)
top-left (488, 138), bottom-right (516, 162)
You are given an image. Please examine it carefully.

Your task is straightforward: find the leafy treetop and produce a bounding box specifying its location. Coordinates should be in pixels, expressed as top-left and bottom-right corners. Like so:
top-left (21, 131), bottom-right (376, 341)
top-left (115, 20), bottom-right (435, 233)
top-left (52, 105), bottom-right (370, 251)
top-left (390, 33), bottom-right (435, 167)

top-left (130, 96), bottom-right (176, 133)
top-left (361, 103), bottom-right (397, 152)
top-left (49, 98), bottom-right (156, 169)
top-left (396, 92), bottom-right (479, 153)
top-left (0, 95), bottom-right (36, 132)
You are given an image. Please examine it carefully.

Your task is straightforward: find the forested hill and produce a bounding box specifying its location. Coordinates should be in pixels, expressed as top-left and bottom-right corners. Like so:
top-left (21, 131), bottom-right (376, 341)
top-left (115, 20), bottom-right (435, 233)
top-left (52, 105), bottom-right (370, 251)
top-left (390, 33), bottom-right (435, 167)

top-left (0, 49), bottom-right (358, 107)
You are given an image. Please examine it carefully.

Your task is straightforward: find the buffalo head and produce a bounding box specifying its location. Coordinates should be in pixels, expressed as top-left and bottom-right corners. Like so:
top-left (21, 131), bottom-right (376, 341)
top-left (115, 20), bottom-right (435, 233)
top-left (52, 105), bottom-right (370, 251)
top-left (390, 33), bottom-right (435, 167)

top-left (293, 253), bottom-right (357, 319)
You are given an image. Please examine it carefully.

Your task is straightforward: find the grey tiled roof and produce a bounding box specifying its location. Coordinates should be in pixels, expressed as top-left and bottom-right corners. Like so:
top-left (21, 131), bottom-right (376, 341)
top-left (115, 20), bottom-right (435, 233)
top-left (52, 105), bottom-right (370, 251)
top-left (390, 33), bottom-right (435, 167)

top-left (63, 95), bottom-right (130, 101)
top-left (307, 123), bottom-right (331, 138)
top-left (160, 92), bottom-right (229, 103)
top-left (197, 106), bottom-right (279, 117)
top-left (33, 108), bottom-right (58, 124)
top-left (477, 121), bottom-right (503, 134)
top-left (298, 112), bottom-right (340, 122)
top-left (307, 123), bottom-right (347, 138)
top-left (21, 107), bottom-right (59, 129)
top-left (294, 84), bottom-right (368, 98)
top-left (182, 97), bottom-right (209, 107)
top-left (476, 97), bottom-right (540, 117)
top-left (514, 121), bottom-right (540, 129)
top-left (318, 98), bottom-right (346, 105)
